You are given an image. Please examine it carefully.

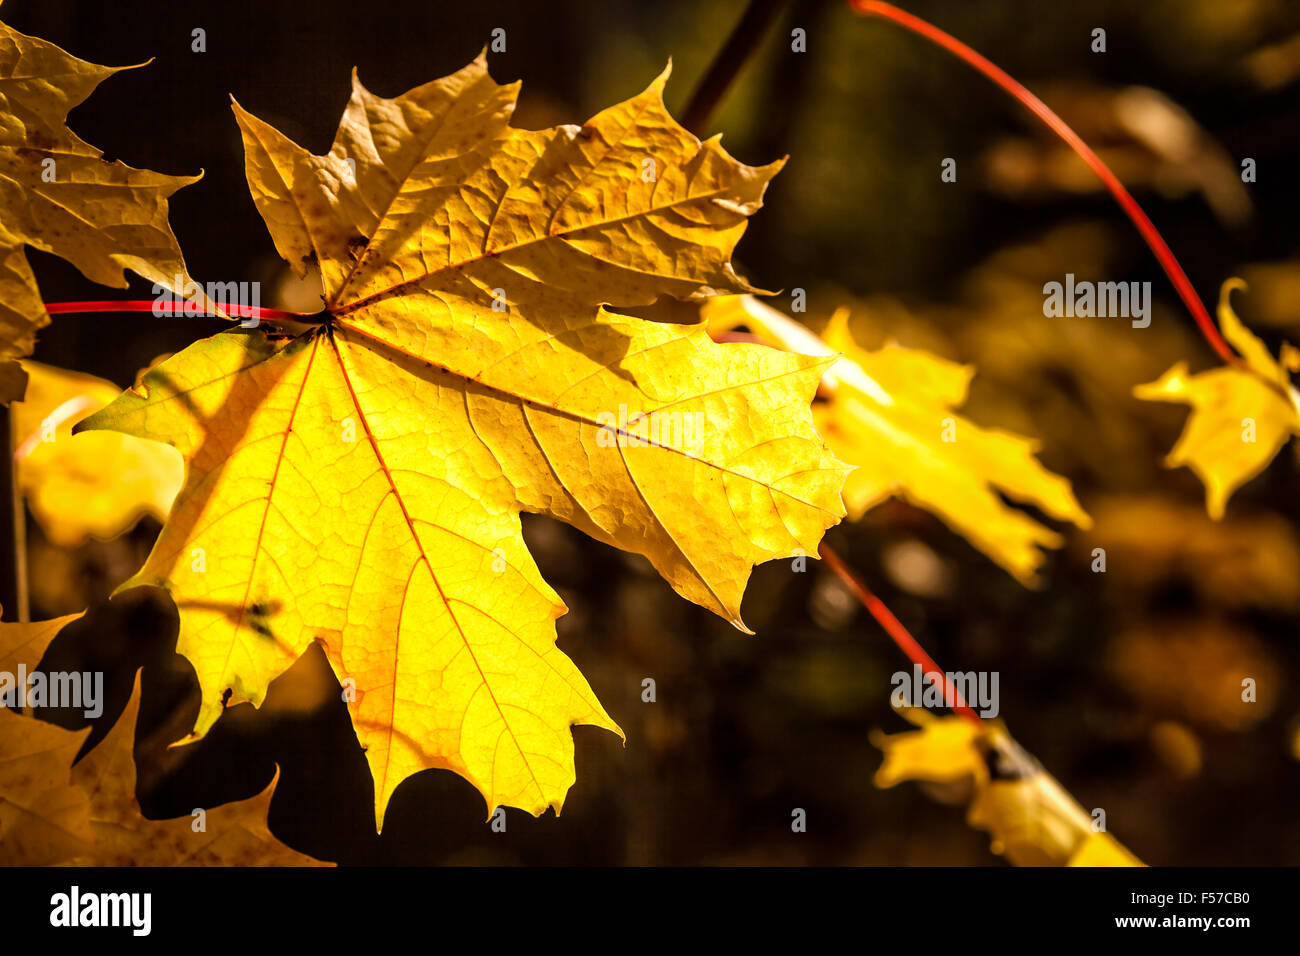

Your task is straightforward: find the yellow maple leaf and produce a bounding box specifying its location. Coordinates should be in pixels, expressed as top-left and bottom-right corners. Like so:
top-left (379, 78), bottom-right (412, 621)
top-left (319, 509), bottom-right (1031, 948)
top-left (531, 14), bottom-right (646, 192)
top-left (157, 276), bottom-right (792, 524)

top-left (704, 295), bottom-right (1091, 585)
top-left (0, 611), bottom-right (323, 865)
top-left (64, 679), bottom-right (326, 866)
top-left (0, 704), bottom-right (92, 865)
top-left (0, 13), bottom-right (205, 401)
top-left (869, 707), bottom-right (987, 787)
top-left (79, 57), bottom-right (850, 827)
top-left (872, 710), bottom-right (1144, 867)
top-left (0, 612), bottom-right (91, 865)
top-left (968, 778), bottom-right (1143, 867)
top-left (12, 361), bottom-right (183, 546)
top-left (1135, 279), bottom-right (1300, 519)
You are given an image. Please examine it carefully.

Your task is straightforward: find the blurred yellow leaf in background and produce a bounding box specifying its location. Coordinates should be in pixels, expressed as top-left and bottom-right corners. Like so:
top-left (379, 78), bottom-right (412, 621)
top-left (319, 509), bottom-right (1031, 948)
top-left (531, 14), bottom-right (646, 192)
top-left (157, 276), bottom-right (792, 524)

top-left (872, 710), bottom-right (1143, 867)
top-left (1135, 279), bottom-right (1300, 519)
top-left (705, 296), bottom-right (1091, 585)
top-left (870, 707), bottom-right (986, 787)
top-left (12, 361), bottom-right (182, 547)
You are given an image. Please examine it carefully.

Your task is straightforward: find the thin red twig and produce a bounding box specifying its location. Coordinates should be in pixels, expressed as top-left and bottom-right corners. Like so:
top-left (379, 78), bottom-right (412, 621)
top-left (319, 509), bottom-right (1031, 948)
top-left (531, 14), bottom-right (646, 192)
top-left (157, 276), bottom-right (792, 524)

top-left (848, 0), bottom-right (1237, 365)
top-left (43, 299), bottom-right (303, 322)
top-left (819, 542), bottom-right (983, 725)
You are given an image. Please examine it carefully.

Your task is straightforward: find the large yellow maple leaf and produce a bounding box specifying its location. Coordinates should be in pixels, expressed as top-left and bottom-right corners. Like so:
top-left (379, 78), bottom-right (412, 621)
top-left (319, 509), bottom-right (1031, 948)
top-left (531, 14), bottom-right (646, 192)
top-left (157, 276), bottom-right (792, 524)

top-left (1135, 279), bottom-right (1300, 519)
top-left (0, 10), bottom-right (204, 401)
top-left (0, 612), bottom-right (323, 865)
top-left (704, 295), bottom-right (1090, 585)
top-left (80, 57), bottom-right (849, 826)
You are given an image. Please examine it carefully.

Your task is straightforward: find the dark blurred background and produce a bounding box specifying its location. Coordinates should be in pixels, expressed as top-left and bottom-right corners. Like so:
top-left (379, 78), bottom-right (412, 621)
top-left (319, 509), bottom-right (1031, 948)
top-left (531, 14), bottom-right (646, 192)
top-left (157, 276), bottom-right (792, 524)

top-left (5, 0), bottom-right (1300, 864)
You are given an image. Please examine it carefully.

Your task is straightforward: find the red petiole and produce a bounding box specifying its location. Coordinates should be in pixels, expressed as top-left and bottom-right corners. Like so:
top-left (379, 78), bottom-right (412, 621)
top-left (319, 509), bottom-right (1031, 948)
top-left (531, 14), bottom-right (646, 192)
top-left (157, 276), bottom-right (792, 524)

top-left (820, 543), bottom-right (983, 726)
top-left (43, 299), bottom-right (304, 323)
